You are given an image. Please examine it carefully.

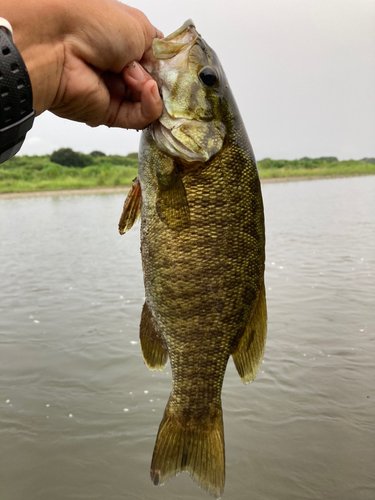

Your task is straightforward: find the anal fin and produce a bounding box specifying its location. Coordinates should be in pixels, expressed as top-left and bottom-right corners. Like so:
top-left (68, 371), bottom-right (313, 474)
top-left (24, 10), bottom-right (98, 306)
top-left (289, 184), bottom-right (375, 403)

top-left (140, 301), bottom-right (168, 371)
top-left (118, 177), bottom-right (142, 235)
top-left (232, 282), bottom-right (267, 384)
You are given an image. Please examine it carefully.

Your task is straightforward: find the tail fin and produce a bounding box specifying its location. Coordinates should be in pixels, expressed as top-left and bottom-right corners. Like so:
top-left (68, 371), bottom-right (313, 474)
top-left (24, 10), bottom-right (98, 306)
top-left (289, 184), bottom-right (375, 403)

top-left (150, 403), bottom-right (225, 498)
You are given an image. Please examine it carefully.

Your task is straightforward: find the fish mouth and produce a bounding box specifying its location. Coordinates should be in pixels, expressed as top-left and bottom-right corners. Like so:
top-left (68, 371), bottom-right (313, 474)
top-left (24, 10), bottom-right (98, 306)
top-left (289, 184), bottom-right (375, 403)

top-left (163, 19), bottom-right (196, 42)
top-left (152, 20), bottom-right (198, 61)
top-left (142, 20), bottom-right (198, 75)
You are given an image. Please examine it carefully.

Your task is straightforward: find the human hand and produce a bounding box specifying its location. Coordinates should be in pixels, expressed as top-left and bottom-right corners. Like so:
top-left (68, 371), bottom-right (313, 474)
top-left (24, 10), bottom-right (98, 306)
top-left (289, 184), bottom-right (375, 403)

top-left (2, 0), bottom-right (163, 130)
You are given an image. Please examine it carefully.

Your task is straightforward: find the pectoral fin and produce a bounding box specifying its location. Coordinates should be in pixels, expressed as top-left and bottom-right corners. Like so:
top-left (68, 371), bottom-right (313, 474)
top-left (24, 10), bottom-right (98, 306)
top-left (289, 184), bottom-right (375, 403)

top-left (140, 301), bottom-right (168, 371)
top-left (118, 177), bottom-right (142, 235)
top-left (231, 283), bottom-right (267, 384)
top-left (156, 167), bottom-right (190, 231)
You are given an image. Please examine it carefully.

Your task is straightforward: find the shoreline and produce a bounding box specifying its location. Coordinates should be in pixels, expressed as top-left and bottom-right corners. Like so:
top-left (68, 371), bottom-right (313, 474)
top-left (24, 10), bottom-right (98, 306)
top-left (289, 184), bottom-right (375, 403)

top-left (0, 173), bottom-right (373, 200)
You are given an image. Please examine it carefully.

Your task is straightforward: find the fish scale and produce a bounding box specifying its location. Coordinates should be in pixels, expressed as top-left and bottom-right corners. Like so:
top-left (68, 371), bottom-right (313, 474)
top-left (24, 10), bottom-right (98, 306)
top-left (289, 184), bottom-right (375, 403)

top-left (119, 19), bottom-right (266, 498)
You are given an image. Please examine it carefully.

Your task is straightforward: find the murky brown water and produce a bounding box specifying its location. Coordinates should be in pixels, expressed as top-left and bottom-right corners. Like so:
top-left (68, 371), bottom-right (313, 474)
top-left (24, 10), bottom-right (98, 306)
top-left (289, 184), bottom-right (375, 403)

top-left (0, 176), bottom-right (374, 500)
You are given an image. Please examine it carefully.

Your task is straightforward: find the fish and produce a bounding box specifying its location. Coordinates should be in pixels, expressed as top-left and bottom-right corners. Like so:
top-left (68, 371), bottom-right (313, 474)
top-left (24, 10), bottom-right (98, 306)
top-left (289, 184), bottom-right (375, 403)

top-left (119, 19), bottom-right (267, 498)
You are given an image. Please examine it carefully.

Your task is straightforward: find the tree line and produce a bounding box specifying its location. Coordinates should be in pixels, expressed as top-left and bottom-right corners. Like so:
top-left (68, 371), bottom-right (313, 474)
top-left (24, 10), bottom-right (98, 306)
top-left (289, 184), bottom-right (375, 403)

top-left (49, 148), bottom-right (375, 169)
top-left (50, 148), bottom-right (138, 167)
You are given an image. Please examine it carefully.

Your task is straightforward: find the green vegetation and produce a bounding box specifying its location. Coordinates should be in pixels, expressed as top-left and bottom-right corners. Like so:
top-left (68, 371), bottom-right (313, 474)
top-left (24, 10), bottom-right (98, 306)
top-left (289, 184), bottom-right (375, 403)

top-left (257, 157), bottom-right (375, 180)
top-left (50, 148), bottom-right (93, 167)
top-left (0, 150), bottom-right (374, 194)
top-left (0, 150), bottom-right (138, 194)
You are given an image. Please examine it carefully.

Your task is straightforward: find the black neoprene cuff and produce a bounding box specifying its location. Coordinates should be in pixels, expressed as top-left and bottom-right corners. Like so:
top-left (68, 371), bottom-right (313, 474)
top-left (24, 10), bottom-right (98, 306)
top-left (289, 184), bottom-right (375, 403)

top-left (0, 25), bottom-right (35, 164)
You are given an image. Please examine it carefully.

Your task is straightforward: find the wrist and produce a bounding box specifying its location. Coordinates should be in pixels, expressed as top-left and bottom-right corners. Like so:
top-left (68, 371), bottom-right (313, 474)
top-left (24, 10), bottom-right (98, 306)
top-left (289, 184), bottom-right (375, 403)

top-left (20, 42), bottom-right (64, 116)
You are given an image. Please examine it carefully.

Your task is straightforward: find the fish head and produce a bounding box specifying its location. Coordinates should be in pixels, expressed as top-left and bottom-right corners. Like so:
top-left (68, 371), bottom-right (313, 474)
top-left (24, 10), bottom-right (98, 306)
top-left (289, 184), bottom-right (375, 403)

top-left (143, 20), bottom-right (227, 164)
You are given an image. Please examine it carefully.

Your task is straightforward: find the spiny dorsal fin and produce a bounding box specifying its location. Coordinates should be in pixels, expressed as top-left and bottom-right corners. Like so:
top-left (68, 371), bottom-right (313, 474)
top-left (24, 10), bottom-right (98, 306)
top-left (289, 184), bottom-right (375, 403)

top-left (140, 301), bottom-right (168, 371)
top-left (118, 177), bottom-right (142, 235)
top-left (231, 282), bottom-right (267, 384)
top-left (156, 167), bottom-right (190, 231)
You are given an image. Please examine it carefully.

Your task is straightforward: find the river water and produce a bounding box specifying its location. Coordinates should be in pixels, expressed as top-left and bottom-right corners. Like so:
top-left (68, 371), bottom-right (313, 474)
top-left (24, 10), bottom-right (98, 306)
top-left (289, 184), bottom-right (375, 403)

top-left (0, 176), bottom-right (374, 500)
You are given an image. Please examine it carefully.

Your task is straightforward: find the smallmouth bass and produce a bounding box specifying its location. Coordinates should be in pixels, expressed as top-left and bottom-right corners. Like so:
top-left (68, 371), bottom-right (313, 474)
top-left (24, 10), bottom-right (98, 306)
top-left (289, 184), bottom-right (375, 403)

top-left (119, 20), bottom-right (267, 498)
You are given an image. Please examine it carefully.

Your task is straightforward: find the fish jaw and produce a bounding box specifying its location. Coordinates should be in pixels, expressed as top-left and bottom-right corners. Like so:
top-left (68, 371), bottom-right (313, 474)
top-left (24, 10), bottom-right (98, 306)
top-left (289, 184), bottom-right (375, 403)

top-left (152, 19), bottom-right (198, 60)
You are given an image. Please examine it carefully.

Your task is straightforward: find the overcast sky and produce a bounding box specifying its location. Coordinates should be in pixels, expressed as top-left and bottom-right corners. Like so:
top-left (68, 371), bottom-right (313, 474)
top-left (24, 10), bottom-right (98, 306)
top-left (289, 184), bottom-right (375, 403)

top-left (22, 0), bottom-right (375, 161)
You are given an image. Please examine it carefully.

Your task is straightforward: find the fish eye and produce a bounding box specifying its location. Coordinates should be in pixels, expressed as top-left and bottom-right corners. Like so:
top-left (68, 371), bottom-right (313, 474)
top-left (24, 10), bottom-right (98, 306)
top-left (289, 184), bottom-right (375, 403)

top-left (198, 66), bottom-right (218, 87)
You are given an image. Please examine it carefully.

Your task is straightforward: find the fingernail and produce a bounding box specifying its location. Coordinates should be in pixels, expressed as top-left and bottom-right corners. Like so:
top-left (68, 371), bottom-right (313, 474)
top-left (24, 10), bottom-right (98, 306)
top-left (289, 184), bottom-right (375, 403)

top-left (127, 61), bottom-right (145, 81)
top-left (151, 82), bottom-right (160, 102)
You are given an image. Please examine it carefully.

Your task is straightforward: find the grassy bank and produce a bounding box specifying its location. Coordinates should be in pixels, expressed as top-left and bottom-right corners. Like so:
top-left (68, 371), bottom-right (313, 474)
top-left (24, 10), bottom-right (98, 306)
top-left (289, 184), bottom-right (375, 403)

top-left (257, 157), bottom-right (375, 180)
top-left (0, 153), bottom-right (139, 194)
top-left (1, 152), bottom-right (374, 194)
